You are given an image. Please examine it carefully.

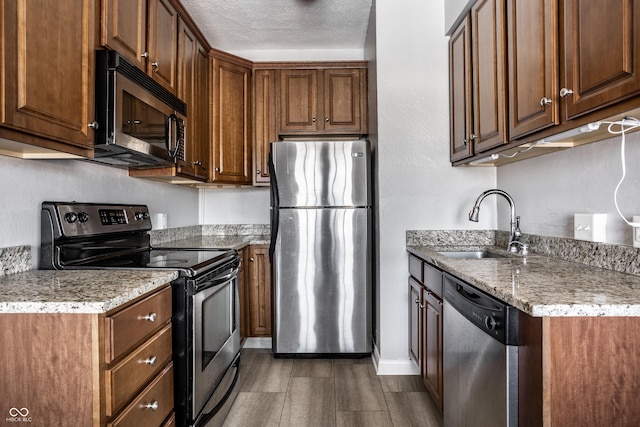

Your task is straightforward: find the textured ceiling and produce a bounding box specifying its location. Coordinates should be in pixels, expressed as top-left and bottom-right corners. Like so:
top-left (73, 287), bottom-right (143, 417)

top-left (180, 0), bottom-right (373, 53)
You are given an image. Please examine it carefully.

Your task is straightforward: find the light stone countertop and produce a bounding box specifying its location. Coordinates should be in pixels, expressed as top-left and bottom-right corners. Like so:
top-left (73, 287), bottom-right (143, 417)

top-left (407, 245), bottom-right (640, 317)
top-left (0, 270), bottom-right (178, 314)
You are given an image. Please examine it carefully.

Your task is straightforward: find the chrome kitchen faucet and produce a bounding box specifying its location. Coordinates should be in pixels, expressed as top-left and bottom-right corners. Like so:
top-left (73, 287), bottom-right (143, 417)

top-left (468, 189), bottom-right (529, 255)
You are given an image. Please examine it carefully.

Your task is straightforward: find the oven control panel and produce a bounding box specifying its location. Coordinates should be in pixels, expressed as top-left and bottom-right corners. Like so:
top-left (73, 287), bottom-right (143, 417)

top-left (42, 202), bottom-right (152, 238)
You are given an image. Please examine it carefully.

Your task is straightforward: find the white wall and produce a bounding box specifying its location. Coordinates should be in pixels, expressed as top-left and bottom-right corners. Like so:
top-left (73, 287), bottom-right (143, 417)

top-left (199, 188), bottom-right (270, 224)
top-left (373, 0), bottom-right (495, 371)
top-left (0, 155), bottom-right (199, 266)
top-left (497, 130), bottom-right (640, 246)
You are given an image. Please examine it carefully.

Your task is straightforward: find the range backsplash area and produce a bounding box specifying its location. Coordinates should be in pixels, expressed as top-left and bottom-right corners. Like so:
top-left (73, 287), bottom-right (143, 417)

top-left (407, 230), bottom-right (640, 276)
top-left (0, 246), bottom-right (31, 276)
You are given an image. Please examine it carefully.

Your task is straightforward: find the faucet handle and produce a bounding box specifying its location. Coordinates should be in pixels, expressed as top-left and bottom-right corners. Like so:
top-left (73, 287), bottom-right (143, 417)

top-left (514, 215), bottom-right (522, 237)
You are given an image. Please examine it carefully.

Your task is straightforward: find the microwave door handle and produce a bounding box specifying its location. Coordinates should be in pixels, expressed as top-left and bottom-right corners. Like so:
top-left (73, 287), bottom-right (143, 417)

top-left (165, 113), bottom-right (178, 158)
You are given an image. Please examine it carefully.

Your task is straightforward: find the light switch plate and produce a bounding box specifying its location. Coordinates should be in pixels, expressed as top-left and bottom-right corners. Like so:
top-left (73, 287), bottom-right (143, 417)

top-left (574, 213), bottom-right (607, 242)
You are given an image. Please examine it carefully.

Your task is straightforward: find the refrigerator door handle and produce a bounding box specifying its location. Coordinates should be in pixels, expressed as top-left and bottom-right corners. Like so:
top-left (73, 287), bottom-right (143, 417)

top-left (268, 150), bottom-right (279, 263)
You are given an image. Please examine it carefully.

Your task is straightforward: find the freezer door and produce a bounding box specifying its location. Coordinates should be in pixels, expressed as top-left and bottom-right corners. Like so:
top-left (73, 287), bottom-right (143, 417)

top-left (273, 207), bottom-right (372, 354)
top-left (271, 140), bottom-right (371, 208)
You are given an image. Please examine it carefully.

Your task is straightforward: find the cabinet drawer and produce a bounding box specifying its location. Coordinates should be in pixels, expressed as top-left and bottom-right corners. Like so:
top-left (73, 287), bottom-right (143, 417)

top-left (105, 323), bottom-right (173, 416)
top-left (107, 362), bottom-right (174, 427)
top-left (105, 286), bottom-right (172, 363)
top-left (423, 264), bottom-right (443, 298)
top-left (409, 254), bottom-right (423, 282)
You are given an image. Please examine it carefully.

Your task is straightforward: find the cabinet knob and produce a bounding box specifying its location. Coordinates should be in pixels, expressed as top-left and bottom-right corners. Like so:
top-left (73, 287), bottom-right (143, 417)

top-left (193, 161), bottom-right (202, 166)
top-left (256, 169), bottom-right (261, 174)
top-left (540, 97), bottom-right (552, 106)
top-left (462, 138), bottom-right (468, 146)
top-left (140, 312), bottom-right (157, 323)
top-left (141, 52), bottom-right (149, 58)
top-left (414, 298), bottom-right (420, 304)
top-left (151, 61), bottom-right (159, 68)
top-left (249, 257), bottom-right (255, 262)
top-left (88, 121), bottom-right (99, 130)
top-left (143, 401), bottom-right (159, 411)
top-left (325, 117), bottom-right (329, 122)
top-left (312, 118), bottom-right (316, 122)
top-left (469, 134), bottom-right (477, 141)
top-left (419, 303), bottom-right (425, 309)
top-left (560, 88), bottom-right (574, 98)
top-left (142, 356), bottom-right (157, 366)
top-left (215, 167), bottom-right (220, 172)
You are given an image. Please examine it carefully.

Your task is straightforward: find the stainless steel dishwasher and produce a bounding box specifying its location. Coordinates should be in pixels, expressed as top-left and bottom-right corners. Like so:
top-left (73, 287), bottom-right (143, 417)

top-left (443, 274), bottom-right (519, 427)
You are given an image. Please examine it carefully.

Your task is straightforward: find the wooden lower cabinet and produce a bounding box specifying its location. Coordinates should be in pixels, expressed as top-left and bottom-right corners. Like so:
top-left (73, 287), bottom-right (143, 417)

top-left (0, 284), bottom-right (174, 427)
top-left (246, 245), bottom-right (272, 337)
top-left (408, 254), bottom-right (443, 412)
top-left (519, 315), bottom-right (640, 426)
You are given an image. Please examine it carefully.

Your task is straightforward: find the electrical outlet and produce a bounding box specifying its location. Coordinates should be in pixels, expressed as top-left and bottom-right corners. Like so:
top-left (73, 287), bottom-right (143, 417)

top-left (633, 216), bottom-right (640, 248)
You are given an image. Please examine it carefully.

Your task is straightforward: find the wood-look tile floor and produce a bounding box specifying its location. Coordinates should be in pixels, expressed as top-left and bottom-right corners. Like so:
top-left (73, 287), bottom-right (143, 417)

top-left (213, 348), bottom-right (443, 427)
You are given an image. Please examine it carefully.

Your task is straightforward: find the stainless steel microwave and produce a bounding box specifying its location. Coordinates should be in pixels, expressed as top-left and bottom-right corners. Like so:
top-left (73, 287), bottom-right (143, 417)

top-left (91, 50), bottom-right (186, 169)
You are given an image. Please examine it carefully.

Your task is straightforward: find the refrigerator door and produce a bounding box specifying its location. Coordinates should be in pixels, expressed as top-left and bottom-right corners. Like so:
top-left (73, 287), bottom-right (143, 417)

top-left (271, 140), bottom-right (371, 208)
top-left (273, 207), bottom-right (372, 354)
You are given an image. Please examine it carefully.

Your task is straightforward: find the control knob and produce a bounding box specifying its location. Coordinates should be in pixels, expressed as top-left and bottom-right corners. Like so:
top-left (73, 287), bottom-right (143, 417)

top-left (77, 212), bottom-right (89, 222)
top-left (484, 315), bottom-right (499, 331)
top-left (64, 212), bottom-right (78, 223)
top-left (134, 211), bottom-right (145, 220)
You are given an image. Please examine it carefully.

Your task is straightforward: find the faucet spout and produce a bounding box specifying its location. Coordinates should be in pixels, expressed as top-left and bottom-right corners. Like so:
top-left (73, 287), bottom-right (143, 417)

top-left (468, 189), bottom-right (526, 254)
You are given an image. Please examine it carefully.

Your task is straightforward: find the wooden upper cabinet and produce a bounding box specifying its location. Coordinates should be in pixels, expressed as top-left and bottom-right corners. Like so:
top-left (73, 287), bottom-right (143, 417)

top-left (507, 0), bottom-right (559, 139)
top-left (0, 0), bottom-right (95, 152)
top-left (101, 0), bottom-right (147, 70)
top-left (148, 0), bottom-right (178, 94)
top-left (449, 15), bottom-right (473, 162)
top-left (449, 0), bottom-right (507, 163)
top-left (101, 0), bottom-right (178, 94)
top-left (279, 67), bottom-right (367, 135)
top-left (176, 19), bottom-right (208, 181)
top-left (561, 0), bottom-right (640, 120)
top-left (471, 0), bottom-right (508, 153)
top-left (254, 69), bottom-right (278, 185)
top-left (210, 54), bottom-right (253, 184)
top-left (279, 69), bottom-right (319, 133)
top-left (323, 68), bottom-right (367, 133)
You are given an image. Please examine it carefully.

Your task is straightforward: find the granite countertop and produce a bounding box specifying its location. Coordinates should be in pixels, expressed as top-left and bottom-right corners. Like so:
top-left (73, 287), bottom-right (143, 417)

top-left (157, 234), bottom-right (270, 249)
top-left (407, 244), bottom-right (640, 317)
top-left (0, 269), bottom-right (178, 314)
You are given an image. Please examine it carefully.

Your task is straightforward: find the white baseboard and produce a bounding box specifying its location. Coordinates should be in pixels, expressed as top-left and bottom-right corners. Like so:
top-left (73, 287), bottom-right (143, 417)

top-left (372, 342), bottom-right (420, 375)
top-left (242, 337), bottom-right (272, 349)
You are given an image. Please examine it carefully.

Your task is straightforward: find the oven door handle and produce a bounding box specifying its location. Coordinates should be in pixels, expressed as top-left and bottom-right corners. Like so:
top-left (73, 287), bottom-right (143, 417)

top-left (194, 266), bottom-right (239, 293)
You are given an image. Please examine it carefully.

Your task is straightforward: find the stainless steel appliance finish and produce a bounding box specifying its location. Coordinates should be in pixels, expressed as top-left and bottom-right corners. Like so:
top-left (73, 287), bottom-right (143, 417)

top-left (39, 202), bottom-right (241, 427)
top-left (443, 275), bottom-right (519, 427)
top-left (270, 140), bottom-right (372, 356)
top-left (91, 50), bottom-right (187, 169)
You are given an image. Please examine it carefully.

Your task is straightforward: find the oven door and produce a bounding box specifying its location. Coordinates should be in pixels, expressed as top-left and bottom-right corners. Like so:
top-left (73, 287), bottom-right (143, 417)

top-left (192, 267), bottom-right (241, 421)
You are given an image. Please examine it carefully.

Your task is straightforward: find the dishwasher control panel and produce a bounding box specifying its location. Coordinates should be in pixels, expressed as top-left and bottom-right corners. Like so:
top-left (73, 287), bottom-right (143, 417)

top-left (443, 274), bottom-right (519, 345)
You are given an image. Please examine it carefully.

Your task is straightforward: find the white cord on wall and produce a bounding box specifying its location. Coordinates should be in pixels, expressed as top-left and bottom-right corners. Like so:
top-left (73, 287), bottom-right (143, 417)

top-left (605, 117), bottom-right (640, 227)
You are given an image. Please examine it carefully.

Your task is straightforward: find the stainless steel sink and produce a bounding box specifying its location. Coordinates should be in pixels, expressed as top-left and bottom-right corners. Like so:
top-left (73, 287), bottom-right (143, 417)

top-left (436, 250), bottom-right (507, 259)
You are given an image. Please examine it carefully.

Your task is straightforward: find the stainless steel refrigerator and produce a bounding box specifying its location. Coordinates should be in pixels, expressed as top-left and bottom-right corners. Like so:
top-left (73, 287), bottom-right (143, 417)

top-left (269, 139), bottom-right (372, 356)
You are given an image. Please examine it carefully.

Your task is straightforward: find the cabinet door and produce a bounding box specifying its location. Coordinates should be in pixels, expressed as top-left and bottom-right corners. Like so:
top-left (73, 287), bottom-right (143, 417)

top-left (147, 0), bottom-right (178, 94)
top-left (238, 248), bottom-right (248, 338)
top-left (409, 277), bottom-right (423, 370)
top-left (449, 15), bottom-right (473, 161)
top-left (254, 69), bottom-right (278, 185)
top-left (101, 0), bottom-right (147, 71)
top-left (322, 69), bottom-right (366, 133)
top-left (562, 0), bottom-right (640, 120)
top-left (471, 0), bottom-right (508, 153)
top-left (423, 290), bottom-right (443, 412)
top-left (279, 69), bottom-right (319, 133)
top-left (507, 0), bottom-right (559, 139)
top-left (194, 46), bottom-right (211, 180)
top-left (211, 57), bottom-right (253, 184)
top-left (247, 246), bottom-right (272, 337)
top-left (1, 0), bottom-right (95, 149)
top-left (176, 20), bottom-right (207, 181)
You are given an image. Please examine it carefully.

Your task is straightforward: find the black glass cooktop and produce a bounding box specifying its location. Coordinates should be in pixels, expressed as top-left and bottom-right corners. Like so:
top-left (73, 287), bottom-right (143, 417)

top-left (72, 248), bottom-right (235, 277)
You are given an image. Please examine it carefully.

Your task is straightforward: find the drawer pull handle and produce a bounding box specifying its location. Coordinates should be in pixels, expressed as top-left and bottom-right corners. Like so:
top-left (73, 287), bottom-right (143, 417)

top-left (140, 313), bottom-right (157, 323)
top-left (143, 401), bottom-right (159, 411)
top-left (142, 356), bottom-right (157, 366)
